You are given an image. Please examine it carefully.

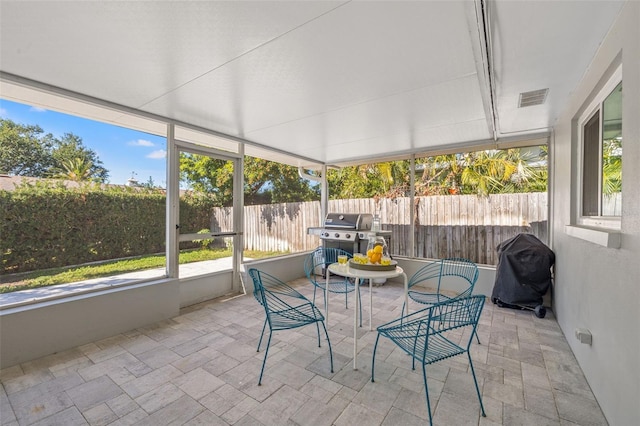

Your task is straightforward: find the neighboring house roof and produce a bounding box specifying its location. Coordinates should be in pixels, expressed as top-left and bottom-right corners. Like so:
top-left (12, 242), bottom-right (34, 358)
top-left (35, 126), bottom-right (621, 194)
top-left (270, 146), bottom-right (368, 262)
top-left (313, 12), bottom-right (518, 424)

top-left (0, 175), bottom-right (86, 191)
top-left (0, 174), bottom-right (170, 193)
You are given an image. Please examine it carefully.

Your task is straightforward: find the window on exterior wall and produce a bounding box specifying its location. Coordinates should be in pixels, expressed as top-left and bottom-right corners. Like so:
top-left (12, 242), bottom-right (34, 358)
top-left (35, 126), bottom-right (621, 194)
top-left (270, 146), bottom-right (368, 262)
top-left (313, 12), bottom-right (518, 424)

top-left (579, 69), bottom-right (622, 228)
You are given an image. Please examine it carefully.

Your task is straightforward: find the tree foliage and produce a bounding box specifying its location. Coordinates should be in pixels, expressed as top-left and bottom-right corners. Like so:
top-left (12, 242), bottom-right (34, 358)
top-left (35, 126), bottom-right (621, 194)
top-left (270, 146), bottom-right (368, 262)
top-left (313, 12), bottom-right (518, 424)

top-left (327, 147), bottom-right (548, 199)
top-left (0, 118), bottom-right (109, 182)
top-left (179, 153), bottom-right (320, 206)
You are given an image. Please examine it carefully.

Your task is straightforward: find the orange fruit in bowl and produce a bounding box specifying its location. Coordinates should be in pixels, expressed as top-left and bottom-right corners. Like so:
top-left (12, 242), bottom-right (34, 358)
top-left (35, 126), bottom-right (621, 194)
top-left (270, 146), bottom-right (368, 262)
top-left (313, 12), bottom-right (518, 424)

top-left (373, 245), bottom-right (383, 254)
top-left (370, 252), bottom-right (381, 264)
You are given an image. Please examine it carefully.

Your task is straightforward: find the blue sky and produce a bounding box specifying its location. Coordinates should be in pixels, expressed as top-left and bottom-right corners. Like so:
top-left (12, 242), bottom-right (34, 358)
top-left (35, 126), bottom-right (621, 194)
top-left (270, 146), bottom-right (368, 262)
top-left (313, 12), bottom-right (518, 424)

top-left (0, 99), bottom-right (167, 187)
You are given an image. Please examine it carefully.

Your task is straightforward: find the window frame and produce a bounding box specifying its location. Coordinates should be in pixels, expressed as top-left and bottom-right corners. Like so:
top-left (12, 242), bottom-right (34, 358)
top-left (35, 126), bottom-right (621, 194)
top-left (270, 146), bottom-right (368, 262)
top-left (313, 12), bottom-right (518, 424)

top-left (577, 65), bottom-right (622, 230)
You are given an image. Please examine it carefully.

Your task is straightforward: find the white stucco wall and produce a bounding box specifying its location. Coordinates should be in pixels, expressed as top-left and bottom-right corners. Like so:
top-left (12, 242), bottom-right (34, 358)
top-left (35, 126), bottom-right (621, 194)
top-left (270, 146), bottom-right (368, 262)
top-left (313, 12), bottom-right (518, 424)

top-left (551, 2), bottom-right (640, 424)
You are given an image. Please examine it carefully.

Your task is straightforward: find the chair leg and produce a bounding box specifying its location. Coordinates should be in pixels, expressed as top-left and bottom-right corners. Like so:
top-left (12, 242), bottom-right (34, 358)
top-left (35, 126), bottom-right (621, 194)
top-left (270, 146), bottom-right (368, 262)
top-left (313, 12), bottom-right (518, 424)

top-left (371, 332), bottom-right (382, 382)
top-left (256, 319), bottom-right (267, 352)
top-left (421, 363), bottom-right (434, 426)
top-left (473, 328), bottom-right (481, 345)
top-left (467, 352), bottom-right (486, 417)
top-left (258, 330), bottom-right (273, 386)
top-left (320, 321), bottom-right (334, 373)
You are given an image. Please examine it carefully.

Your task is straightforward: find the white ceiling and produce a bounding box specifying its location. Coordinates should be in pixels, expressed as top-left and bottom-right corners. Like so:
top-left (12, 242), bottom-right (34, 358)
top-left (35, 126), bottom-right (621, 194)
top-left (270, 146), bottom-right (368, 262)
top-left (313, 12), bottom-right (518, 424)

top-left (0, 1), bottom-right (625, 168)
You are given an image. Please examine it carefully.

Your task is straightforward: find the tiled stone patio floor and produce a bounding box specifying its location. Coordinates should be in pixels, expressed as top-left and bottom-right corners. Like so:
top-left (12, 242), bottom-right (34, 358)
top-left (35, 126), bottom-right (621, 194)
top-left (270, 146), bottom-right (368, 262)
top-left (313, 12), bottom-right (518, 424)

top-left (0, 278), bottom-right (607, 426)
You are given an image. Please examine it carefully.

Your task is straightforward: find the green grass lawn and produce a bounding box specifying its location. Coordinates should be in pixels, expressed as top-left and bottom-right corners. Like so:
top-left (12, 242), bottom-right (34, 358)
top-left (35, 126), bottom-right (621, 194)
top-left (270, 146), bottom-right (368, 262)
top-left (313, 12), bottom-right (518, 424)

top-left (0, 249), bottom-right (285, 294)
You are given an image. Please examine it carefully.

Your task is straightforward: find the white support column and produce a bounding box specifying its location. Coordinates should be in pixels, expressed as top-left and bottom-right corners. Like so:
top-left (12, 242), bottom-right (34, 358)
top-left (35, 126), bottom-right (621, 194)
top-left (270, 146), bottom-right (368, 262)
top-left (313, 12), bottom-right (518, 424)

top-left (232, 144), bottom-right (245, 293)
top-left (409, 155), bottom-right (415, 258)
top-left (166, 124), bottom-right (179, 278)
top-left (321, 164), bottom-right (328, 221)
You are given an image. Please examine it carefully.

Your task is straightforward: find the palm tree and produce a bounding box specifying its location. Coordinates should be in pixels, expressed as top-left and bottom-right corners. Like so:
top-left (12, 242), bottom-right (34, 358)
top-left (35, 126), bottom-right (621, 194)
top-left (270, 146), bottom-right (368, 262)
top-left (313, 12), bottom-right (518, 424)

top-left (460, 149), bottom-right (546, 195)
top-left (51, 157), bottom-right (97, 182)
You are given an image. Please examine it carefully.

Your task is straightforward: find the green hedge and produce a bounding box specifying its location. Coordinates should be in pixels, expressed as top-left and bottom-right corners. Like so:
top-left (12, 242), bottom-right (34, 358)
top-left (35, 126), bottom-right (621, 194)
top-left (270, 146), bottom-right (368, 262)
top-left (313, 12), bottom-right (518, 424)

top-left (0, 182), bottom-right (217, 274)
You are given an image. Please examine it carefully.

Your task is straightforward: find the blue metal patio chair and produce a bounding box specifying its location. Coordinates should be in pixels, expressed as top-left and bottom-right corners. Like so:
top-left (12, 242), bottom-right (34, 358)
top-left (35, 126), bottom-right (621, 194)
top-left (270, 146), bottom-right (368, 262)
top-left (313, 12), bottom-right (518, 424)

top-left (403, 257), bottom-right (479, 312)
top-left (304, 247), bottom-right (362, 326)
top-left (372, 295), bottom-right (486, 425)
top-left (403, 258), bottom-right (480, 343)
top-left (248, 268), bottom-right (334, 385)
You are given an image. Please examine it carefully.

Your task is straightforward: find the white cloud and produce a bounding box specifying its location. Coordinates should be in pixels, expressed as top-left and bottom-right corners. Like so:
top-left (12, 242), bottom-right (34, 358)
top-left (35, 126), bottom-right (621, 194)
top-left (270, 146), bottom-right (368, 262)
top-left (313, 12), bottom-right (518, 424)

top-left (147, 149), bottom-right (166, 159)
top-left (29, 106), bottom-right (46, 112)
top-left (128, 139), bottom-right (154, 147)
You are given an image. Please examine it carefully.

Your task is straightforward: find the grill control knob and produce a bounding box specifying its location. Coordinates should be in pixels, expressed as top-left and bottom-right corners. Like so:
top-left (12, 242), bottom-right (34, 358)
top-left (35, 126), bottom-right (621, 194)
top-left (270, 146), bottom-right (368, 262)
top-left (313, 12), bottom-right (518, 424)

top-left (345, 233), bottom-right (351, 239)
top-left (334, 233), bottom-right (340, 238)
top-left (323, 232), bottom-right (329, 238)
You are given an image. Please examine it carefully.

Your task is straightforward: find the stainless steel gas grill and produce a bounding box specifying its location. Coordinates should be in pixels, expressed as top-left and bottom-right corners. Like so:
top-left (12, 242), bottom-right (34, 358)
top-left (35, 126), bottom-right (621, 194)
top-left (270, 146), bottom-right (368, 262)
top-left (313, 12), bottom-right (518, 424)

top-left (307, 213), bottom-right (373, 255)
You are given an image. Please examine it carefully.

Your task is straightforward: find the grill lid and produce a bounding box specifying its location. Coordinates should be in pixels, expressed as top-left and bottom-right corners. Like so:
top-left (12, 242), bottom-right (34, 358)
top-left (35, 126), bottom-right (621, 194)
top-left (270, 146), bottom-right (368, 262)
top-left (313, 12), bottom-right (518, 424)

top-left (324, 213), bottom-right (372, 231)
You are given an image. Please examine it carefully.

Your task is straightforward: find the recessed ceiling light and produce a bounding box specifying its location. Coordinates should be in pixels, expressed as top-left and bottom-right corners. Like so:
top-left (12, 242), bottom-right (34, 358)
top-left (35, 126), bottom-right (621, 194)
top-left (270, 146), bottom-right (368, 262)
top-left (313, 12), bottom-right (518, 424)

top-left (518, 89), bottom-right (548, 108)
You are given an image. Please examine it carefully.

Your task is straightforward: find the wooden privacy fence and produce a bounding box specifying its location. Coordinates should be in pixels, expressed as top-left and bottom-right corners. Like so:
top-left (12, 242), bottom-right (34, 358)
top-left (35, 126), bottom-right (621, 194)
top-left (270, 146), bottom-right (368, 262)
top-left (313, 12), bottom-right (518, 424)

top-left (211, 192), bottom-right (547, 265)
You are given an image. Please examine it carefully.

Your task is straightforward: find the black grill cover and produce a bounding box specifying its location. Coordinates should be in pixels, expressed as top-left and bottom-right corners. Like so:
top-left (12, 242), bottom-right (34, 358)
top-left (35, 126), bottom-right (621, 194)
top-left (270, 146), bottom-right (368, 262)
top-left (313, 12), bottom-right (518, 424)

top-left (491, 234), bottom-right (555, 307)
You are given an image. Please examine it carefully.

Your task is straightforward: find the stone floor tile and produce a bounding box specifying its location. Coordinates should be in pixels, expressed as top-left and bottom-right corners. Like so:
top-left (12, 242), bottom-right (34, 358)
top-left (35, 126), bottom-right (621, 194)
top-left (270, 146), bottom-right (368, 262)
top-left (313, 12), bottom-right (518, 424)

top-left (479, 395), bottom-right (503, 426)
top-left (381, 406), bottom-right (425, 426)
top-left (135, 382), bottom-right (185, 414)
top-left (334, 402), bottom-right (385, 425)
top-left (248, 384), bottom-right (309, 426)
top-left (330, 363), bottom-right (371, 391)
top-left (222, 395), bottom-right (260, 424)
top-left (83, 345), bottom-right (127, 365)
top-left (66, 375), bottom-right (123, 411)
top-left (353, 380), bottom-right (402, 416)
top-left (554, 389), bottom-right (608, 426)
top-left (134, 394), bottom-right (203, 426)
top-left (521, 361), bottom-right (552, 390)
top-left (77, 352), bottom-right (143, 385)
top-left (31, 406), bottom-right (88, 426)
top-left (262, 359), bottom-right (315, 389)
top-left (198, 391), bottom-right (236, 416)
top-left (10, 391), bottom-right (75, 426)
top-left (524, 384), bottom-right (559, 420)
top-left (432, 390), bottom-right (482, 426)
top-left (299, 378), bottom-right (340, 403)
top-left (0, 365), bottom-right (24, 383)
top-left (334, 384), bottom-right (358, 402)
top-left (82, 402), bottom-right (118, 426)
top-left (106, 408), bottom-right (148, 426)
top-left (483, 379), bottom-right (524, 408)
top-left (22, 349), bottom-right (88, 376)
top-left (173, 367), bottom-right (225, 400)
top-left (391, 387), bottom-right (429, 420)
top-left (289, 397), bottom-right (346, 426)
top-left (1, 368), bottom-right (55, 395)
top-left (106, 393), bottom-right (139, 417)
top-left (503, 403), bottom-right (561, 426)
top-left (201, 351), bottom-right (240, 377)
top-left (171, 350), bottom-right (211, 373)
top-left (136, 346), bottom-right (182, 369)
top-left (183, 410), bottom-right (230, 425)
top-left (119, 364), bottom-right (183, 399)
top-left (117, 334), bottom-right (162, 356)
top-left (234, 414), bottom-right (266, 426)
top-left (0, 385), bottom-right (17, 424)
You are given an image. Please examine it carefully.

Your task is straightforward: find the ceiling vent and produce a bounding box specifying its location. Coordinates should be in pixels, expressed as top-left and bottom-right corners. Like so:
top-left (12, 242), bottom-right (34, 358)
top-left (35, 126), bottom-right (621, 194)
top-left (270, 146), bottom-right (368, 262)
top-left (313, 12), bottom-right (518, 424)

top-left (518, 89), bottom-right (548, 108)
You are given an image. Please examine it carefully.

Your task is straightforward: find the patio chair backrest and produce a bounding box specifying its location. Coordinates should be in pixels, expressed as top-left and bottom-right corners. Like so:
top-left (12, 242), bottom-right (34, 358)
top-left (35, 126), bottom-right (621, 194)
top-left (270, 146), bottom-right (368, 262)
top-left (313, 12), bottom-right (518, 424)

top-left (304, 246), bottom-right (352, 286)
top-left (248, 268), bottom-right (305, 313)
top-left (378, 294), bottom-right (486, 359)
top-left (408, 257), bottom-right (479, 297)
